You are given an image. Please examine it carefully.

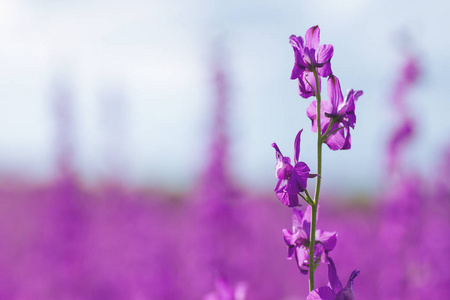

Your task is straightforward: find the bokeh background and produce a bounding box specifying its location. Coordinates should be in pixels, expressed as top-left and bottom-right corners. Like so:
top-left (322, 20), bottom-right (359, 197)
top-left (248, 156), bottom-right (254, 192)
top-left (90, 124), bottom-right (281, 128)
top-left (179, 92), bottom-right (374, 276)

top-left (0, 0), bottom-right (449, 299)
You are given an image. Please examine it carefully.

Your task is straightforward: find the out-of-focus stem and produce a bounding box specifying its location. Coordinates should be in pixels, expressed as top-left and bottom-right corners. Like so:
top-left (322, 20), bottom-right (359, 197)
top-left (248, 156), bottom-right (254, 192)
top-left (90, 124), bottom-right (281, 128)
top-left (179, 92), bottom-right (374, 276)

top-left (309, 68), bottom-right (323, 292)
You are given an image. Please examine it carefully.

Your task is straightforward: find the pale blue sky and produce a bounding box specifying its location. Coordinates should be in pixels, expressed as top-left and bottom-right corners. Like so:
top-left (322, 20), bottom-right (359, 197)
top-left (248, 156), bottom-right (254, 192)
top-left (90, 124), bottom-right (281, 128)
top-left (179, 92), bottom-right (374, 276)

top-left (0, 0), bottom-right (448, 195)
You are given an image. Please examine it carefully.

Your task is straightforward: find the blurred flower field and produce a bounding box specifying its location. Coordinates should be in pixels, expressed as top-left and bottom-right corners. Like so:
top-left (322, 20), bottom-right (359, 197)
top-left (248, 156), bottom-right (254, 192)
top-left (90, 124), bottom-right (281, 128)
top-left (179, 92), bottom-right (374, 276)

top-left (0, 51), bottom-right (449, 300)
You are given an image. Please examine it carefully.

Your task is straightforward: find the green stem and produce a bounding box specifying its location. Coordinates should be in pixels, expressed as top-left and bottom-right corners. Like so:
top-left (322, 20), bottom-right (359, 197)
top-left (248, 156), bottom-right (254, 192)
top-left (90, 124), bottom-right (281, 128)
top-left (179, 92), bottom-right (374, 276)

top-left (309, 68), bottom-right (323, 292)
top-left (299, 193), bottom-right (313, 206)
top-left (304, 189), bottom-right (313, 204)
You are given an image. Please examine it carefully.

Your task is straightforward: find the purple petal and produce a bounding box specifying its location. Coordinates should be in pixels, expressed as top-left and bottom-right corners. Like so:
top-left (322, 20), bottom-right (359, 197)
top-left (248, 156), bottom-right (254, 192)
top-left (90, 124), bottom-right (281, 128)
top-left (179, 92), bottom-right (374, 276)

top-left (342, 89), bottom-right (362, 122)
top-left (345, 107), bottom-right (356, 129)
top-left (316, 230), bottom-right (337, 252)
top-left (307, 101), bottom-right (318, 132)
top-left (271, 142), bottom-right (283, 161)
top-left (325, 125), bottom-right (346, 151)
top-left (282, 228), bottom-right (298, 247)
top-left (298, 78), bottom-right (314, 98)
top-left (293, 161), bottom-right (310, 191)
top-left (345, 270), bottom-right (360, 291)
top-left (289, 35), bottom-right (305, 53)
top-left (291, 64), bottom-right (304, 80)
top-left (318, 61), bottom-right (332, 77)
top-left (354, 90), bottom-right (363, 99)
top-left (344, 90), bottom-right (356, 111)
top-left (339, 90), bottom-right (354, 117)
top-left (287, 245), bottom-right (295, 259)
top-left (305, 25), bottom-right (320, 50)
top-left (298, 71), bottom-right (319, 98)
top-left (290, 35), bottom-right (308, 73)
top-left (292, 207), bottom-right (303, 229)
top-left (275, 156), bottom-right (293, 180)
top-left (301, 205), bottom-right (312, 239)
top-left (285, 172), bottom-right (306, 196)
top-left (296, 246), bottom-right (310, 269)
top-left (276, 183), bottom-right (300, 207)
top-left (336, 270), bottom-right (359, 300)
top-left (327, 75), bottom-right (343, 115)
top-left (303, 47), bottom-right (316, 66)
top-left (274, 178), bottom-right (283, 192)
top-left (294, 129), bottom-right (303, 164)
top-left (306, 287), bottom-right (336, 300)
top-left (317, 44), bottom-right (334, 64)
top-left (320, 101), bottom-right (334, 134)
top-left (314, 243), bottom-right (325, 262)
top-left (303, 205), bottom-right (312, 224)
top-left (341, 129), bottom-right (352, 150)
top-left (307, 100), bottom-right (333, 135)
top-left (327, 257), bottom-right (343, 294)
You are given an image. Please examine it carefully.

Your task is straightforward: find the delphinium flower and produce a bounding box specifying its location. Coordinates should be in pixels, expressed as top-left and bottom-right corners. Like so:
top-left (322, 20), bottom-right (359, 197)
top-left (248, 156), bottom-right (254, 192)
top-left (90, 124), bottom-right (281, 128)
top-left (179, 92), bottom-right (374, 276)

top-left (272, 129), bottom-right (311, 207)
top-left (290, 25), bottom-right (334, 98)
top-left (306, 75), bottom-right (363, 150)
top-left (282, 206), bottom-right (337, 274)
top-left (306, 257), bottom-right (359, 300)
top-left (273, 25), bottom-right (362, 296)
top-left (203, 278), bottom-right (247, 300)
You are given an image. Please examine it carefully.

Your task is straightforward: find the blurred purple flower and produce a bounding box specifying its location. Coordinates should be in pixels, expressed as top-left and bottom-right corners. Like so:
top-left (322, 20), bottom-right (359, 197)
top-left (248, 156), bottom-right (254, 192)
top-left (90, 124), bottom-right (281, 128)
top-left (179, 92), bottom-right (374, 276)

top-left (387, 118), bottom-right (415, 172)
top-left (386, 55), bottom-right (420, 174)
top-left (290, 25), bottom-right (334, 98)
top-left (272, 130), bottom-right (310, 207)
top-left (282, 207), bottom-right (337, 274)
top-left (402, 56), bottom-right (420, 85)
top-left (204, 278), bottom-right (247, 300)
top-left (307, 75), bottom-right (363, 150)
top-left (306, 257), bottom-right (359, 300)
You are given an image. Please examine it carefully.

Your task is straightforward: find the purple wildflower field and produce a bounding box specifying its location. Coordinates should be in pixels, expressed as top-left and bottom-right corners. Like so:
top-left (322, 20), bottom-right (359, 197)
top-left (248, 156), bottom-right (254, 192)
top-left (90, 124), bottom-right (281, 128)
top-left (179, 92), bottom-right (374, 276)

top-left (0, 13), bottom-right (449, 300)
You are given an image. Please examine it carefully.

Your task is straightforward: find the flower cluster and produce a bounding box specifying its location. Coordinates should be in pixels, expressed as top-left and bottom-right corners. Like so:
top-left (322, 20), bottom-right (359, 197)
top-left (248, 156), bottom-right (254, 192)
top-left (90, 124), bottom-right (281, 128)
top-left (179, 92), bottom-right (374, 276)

top-left (290, 26), bottom-right (363, 151)
top-left (290, 25), bottom-right (333, 98)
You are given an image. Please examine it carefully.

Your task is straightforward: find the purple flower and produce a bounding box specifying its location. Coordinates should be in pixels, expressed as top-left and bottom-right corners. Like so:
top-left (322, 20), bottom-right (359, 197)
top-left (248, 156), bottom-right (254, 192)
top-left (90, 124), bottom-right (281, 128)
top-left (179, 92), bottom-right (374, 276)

top-left (290, 26), bottom-right (334, 98)
top-left (307, 75), bottom-right (363, 150)
top-left (272, 130), bottom-right (310, 207)
top-left (203, 278), bottom-right (247, 300)
top-left (306, 257), bottom-right (359, 300)
top-left (282, 206), bottom-right (337, 273)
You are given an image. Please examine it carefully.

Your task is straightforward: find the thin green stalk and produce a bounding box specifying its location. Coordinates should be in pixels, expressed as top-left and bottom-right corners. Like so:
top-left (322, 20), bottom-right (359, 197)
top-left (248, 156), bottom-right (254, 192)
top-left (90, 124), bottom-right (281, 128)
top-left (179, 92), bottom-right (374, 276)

top-left (308, 68), bottom-right (323, 292)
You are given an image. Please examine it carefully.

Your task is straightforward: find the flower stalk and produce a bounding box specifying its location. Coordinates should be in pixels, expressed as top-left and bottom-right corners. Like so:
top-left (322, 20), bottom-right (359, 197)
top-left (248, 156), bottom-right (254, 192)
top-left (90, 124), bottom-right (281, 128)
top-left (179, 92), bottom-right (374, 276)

top-left (308, 67), bottom-right (323, 291)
